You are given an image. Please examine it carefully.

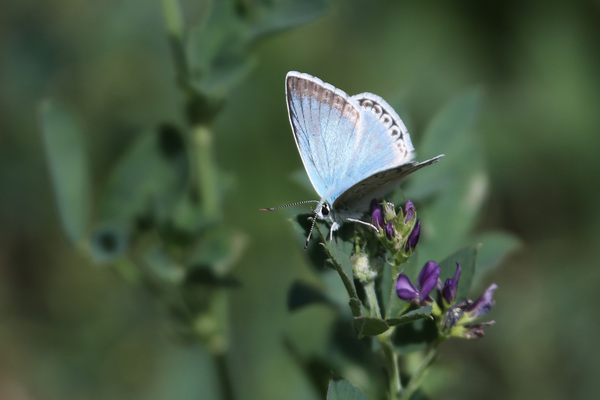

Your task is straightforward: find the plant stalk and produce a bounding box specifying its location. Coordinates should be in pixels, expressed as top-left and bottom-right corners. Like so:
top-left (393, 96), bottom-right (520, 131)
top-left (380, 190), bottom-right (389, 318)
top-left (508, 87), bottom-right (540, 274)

top-left (192, 124), bottom-right (220, 217)
top-left (379, 331), bottom-right (402, 400)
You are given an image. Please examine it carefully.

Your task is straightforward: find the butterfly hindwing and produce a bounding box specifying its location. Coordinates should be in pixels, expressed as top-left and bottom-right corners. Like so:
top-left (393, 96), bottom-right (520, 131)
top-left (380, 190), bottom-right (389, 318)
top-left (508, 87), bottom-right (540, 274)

top-left (332, 155), bottom-right (444, 210)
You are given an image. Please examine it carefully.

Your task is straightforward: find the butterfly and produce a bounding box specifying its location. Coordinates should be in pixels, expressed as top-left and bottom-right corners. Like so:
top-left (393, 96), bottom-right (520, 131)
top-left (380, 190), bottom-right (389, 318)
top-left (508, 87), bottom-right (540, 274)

top-left (262, 71), bottom-right (443, 248)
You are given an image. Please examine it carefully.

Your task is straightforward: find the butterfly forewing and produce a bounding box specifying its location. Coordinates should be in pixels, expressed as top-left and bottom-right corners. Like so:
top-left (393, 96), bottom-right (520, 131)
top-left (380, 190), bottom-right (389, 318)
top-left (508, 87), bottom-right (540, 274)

top-left (327, 92), bottom-right (419, 201)
top-left (352, 92), bottom-right (415, 158)
top-left (286, 72), bottom-right (362, 200)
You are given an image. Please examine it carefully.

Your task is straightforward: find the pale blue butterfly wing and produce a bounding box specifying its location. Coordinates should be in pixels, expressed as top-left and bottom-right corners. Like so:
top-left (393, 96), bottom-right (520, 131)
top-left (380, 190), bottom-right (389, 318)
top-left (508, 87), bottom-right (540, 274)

top-left (332, 93), bottom-right (443, 210)
top-left (286, 72), bottom-right (361, 203)
top-left (286, 71), bottom-right (442, 216)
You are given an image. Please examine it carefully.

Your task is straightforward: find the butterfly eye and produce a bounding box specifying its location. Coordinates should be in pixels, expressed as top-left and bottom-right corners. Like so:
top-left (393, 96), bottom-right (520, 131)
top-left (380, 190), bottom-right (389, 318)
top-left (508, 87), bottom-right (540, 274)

top-left (321, 204), bottom-right (330, 216)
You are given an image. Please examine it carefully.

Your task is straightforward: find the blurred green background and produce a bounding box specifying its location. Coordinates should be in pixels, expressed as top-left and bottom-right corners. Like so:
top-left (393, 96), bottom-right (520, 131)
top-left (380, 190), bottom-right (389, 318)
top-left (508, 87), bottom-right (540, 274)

top-left (2, 0), bottom-right (600, 399)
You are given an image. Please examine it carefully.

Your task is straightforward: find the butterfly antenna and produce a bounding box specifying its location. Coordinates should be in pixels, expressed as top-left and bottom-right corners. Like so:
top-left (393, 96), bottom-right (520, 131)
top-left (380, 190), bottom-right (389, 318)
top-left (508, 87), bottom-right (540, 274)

top-left (259, 199), bottom-right (319, 212)
top-left (304, 215), bottom-right (318, 250)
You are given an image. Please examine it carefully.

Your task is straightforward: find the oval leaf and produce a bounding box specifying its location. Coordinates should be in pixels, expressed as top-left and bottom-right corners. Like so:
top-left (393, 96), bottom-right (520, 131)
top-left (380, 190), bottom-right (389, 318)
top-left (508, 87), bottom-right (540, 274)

top-left (327, 377), bottom-right (370, 400)
top-left (39, 100), bottom-right (90, 246)
top-left (354, 316), bottom-right (389, 338)
top-left (387, 306), bottom-right (432, 327)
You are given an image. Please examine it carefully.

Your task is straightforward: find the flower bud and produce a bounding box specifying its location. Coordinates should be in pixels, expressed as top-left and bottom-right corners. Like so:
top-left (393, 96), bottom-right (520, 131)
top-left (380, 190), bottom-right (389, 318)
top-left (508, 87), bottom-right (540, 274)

top-left (351, 253), bottom-right (378, 283)
top-left (405, 219), bottom-right (421, 251)
top-left (442, 262), bottom-right (461, 304)
top-left (370, 199), bottom-right (384, 231)
top-left (404, 200), bottom-right (416, 223)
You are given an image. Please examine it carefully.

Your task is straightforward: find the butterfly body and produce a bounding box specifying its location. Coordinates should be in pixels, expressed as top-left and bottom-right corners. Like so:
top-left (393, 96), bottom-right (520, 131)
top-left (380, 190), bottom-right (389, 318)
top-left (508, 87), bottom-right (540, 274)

top-left (281, 71), bottom-right (443, 243)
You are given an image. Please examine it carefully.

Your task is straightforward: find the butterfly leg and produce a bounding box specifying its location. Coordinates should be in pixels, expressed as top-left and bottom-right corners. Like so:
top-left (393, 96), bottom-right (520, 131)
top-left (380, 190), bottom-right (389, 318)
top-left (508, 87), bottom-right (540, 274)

top-left (347, 217), bottom-right (379, 233)
top-left (329, 222), bottom-right (340, 242)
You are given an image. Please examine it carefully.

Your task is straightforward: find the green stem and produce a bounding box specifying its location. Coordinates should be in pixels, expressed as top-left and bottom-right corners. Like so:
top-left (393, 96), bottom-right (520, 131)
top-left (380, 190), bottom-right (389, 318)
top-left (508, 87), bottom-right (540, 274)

top-left (364, 280), bottom-right (381, 319)
top-left (214, 352), bottom-right (235, 400)
top-left (401, 345), bottom-right (439, 400)
top-left (161, 0), bottom-right (184, 39)
top-left (378, 331), bottom-right (402, 400)
top-left (192, 124), bottom-right (220, 216)
top-left (160, 0), bottom-right (188, 87)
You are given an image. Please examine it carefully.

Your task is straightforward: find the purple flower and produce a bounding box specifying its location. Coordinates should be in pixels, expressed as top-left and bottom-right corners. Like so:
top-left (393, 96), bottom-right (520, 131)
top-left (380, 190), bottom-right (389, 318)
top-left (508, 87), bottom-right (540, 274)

top-left (418, 261), bottom-right (440, 299)
top-left (442, 262), bottom-right (461, 303)
top-left (396, 261), bottom-right (440, 305)
top-left (466, 283), bottom-right (498, 317)
top-left (405, 219), bottom-right (421, 251)
top-left (462, 321), bottom-right (496, 339)
top-left (395, 274), bottom-right (420, 301)
top-left (370, 199), bottom-right (384, 230)
top-left (385, 222), bottom-right (395, 240)
top-left (404, 200), bottom-right (416, 223)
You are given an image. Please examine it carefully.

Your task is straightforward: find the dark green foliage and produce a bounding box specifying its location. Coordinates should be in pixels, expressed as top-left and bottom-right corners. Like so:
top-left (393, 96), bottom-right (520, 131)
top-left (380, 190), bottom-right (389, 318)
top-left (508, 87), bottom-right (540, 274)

top-left (327, 377), bottom-right (370, 400)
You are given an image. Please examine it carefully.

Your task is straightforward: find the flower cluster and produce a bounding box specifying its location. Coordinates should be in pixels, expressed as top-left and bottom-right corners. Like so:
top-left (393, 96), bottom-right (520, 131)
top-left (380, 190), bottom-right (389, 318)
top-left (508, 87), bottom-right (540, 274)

top-left (396, 261), bottom-right (497, 339)
top-left (370, 199), bottom-right (421, 264)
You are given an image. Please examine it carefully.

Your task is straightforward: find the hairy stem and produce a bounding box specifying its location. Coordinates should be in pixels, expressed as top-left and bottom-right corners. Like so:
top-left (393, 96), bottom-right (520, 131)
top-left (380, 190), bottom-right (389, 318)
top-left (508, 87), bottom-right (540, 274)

top-left (214, 352), bottom-right (235, 400)
top-left (192, 124), bottom-right (220, 216)
top-left (364, 280), bottom-right (381, 319)
top-left (401, 345), bottom-right (439, 400)
top-left (378, 331), bottom-right (402, 400)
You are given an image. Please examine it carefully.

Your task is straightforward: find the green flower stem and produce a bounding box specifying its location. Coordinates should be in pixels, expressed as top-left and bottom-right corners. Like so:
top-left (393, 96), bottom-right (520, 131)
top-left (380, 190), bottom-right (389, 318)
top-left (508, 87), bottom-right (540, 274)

top-left (160, 0), bottom-right (188, 86)
top-left (385, 261), bottom-right (403, 320)
top-left (378, 330), bottom-right (402, 400)
top-left (214, 352), bottom-right (235, 400)
top-left (364, 280), bottom-right (381, 319)
top-left (401, 345), bottom-right (439, 400)
top-left (161, 0), bottom-right (184, 39)
top-left (207, 292), bottom-right (234, 400)
top-left (192, 124), bottom-right (220, 217)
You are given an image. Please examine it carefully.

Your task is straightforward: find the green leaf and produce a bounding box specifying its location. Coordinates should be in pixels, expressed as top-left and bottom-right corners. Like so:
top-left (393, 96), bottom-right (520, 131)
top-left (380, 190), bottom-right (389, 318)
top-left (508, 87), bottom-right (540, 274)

top-left (415, 88), bottom-right (483, 168)
top-left (95, 126), bottom-right (187, 227)
top-left (392, 318), bottom-right (438, 355)
top-left (320, 223), bottom-right (358, 300)
top-left (474, 231), bottom-right (522, 277)
top-left (290, 214), bottom-right (329, 269)
top-left (406, 90), bottom-right (487, 261)
top-left (387, 306), bottom-right (432, 327)
top-left (327, 377), bottom-right (370, 400)
top-left (39, 100), bottom-right (90, 246)
top-left (287, 280), bottom-right (333, 311)
top-left (438, 245), bottom-right (478, 303)
top-left (143, 243), bottom-right (185, 284)
top-left (354, 316), bottom-right (389, 338)
top-left (186, 1), bottom-right (252, 98)
top-left (248, 0), bottom-right (331, 42)
top-left (184, 267), bottom-right (240, 288)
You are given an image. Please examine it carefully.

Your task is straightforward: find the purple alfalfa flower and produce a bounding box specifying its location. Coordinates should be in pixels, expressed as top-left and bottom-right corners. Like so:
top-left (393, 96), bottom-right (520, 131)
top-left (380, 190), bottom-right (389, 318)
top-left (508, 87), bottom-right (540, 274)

top-left (370, 199), bottom-right (384, 231)
top-left (418, 261), bottom-right (440, 299)
top-left (385, 222), bottom-right (395, 240)
top-left (395, 274), bottom-right (420, 302)
top-left (462, 321), bottom-right (496, 339)
top-left (405, 219), bottom-right (421, 251)
top-left (466, 283), bottom-right (498, 317)
top-left (396, 261), bottom-right (440, 305)
top-left (404, 200), bottom-right (416, 223)
top-left (442, 262), bottom-right (462, 304)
